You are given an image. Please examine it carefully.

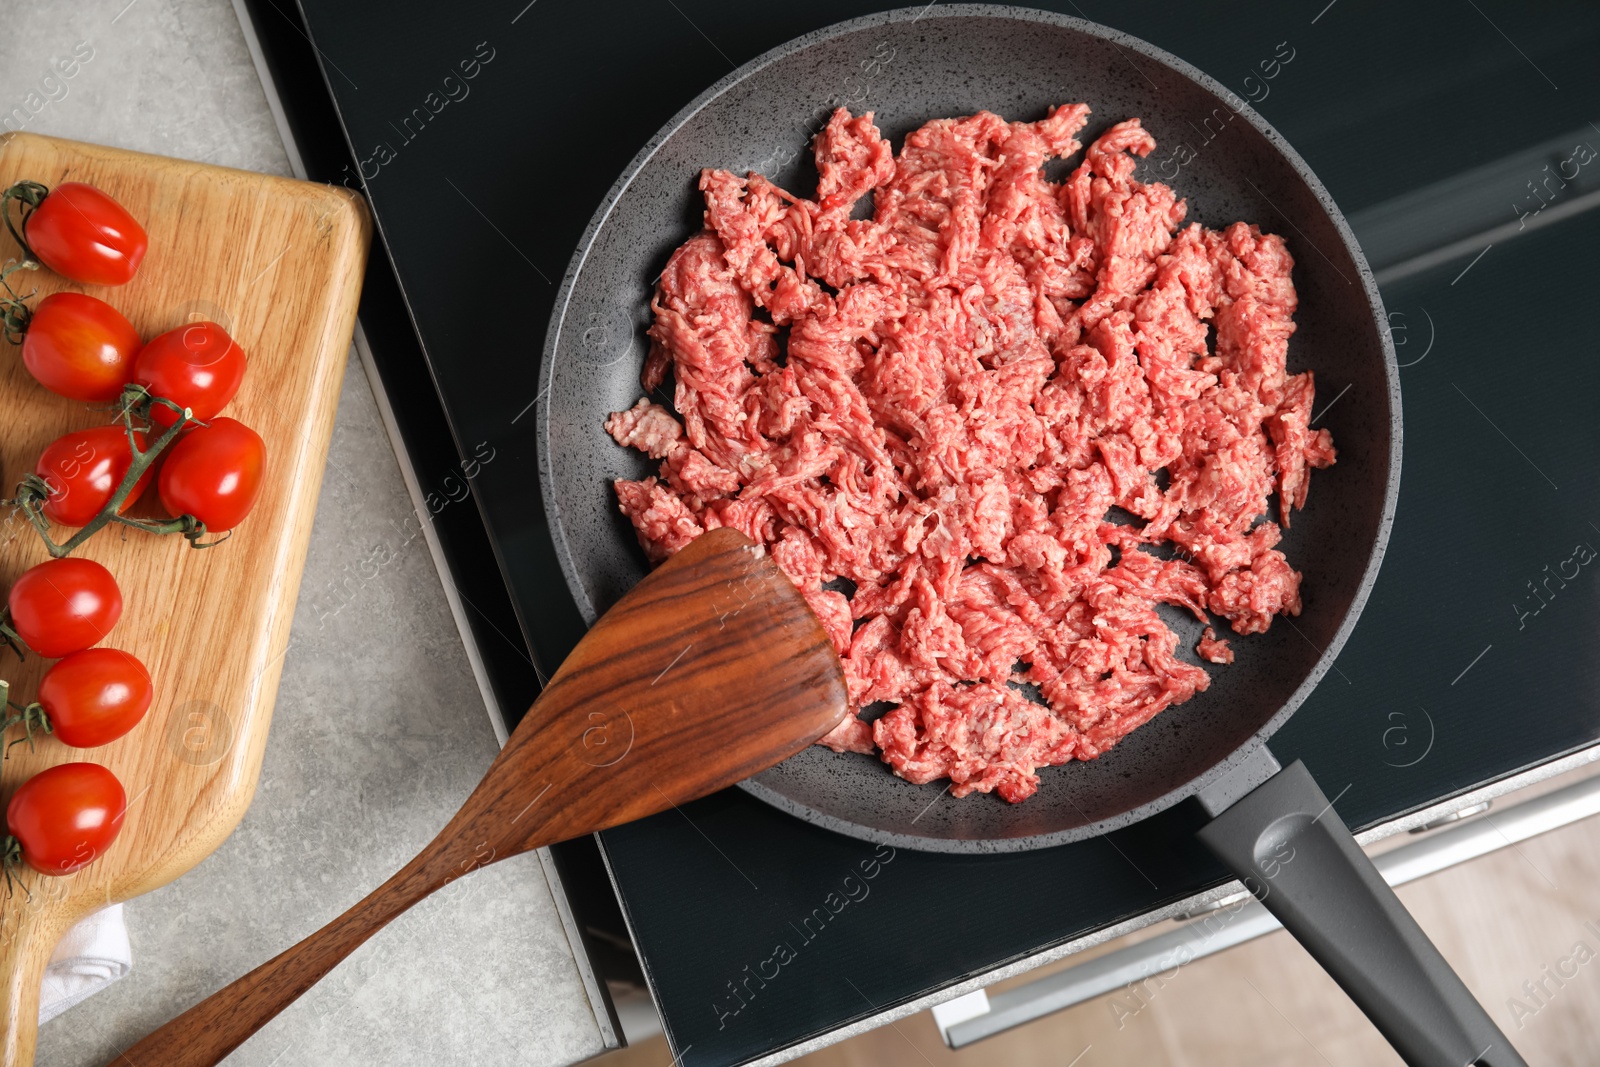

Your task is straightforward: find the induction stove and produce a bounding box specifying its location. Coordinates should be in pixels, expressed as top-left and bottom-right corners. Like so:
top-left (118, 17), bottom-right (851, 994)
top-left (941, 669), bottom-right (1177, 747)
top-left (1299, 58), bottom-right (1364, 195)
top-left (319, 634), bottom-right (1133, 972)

top-left (243, 1), bottom-right (1600, 1063)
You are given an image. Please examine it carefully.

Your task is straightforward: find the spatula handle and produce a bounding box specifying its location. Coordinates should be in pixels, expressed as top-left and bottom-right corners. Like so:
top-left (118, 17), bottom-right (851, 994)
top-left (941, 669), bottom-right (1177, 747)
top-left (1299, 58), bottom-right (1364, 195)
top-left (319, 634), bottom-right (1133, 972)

top-left (106, 852), bottom-right (447, 1067)
top-left (105, 527), bottom-right (846, 1066)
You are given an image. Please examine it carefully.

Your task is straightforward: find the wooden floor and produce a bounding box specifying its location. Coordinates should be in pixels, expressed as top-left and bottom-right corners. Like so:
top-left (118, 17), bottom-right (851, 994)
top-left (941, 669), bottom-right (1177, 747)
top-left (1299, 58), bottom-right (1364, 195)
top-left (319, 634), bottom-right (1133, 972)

top-left (597, 765), bottom-right (1600, 1066)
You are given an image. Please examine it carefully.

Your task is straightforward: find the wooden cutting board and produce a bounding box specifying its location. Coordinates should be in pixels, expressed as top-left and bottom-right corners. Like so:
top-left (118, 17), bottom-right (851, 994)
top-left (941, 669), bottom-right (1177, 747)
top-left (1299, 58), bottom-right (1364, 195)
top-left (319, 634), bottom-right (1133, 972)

top-left (0, 133), bottom-right (369, 1064)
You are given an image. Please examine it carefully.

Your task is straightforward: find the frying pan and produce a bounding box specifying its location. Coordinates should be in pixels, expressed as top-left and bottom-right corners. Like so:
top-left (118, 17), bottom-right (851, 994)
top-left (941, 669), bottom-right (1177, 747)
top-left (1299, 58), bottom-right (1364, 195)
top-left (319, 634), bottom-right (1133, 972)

top-left (537, 7), bottom-right (1523, 1064)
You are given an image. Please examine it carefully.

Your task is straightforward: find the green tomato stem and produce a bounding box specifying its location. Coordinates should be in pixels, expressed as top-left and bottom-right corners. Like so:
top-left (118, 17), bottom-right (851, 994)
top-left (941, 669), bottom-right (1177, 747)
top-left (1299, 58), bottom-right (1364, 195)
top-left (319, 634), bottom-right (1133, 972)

top-left (0, 259), bottom-right (37, 345)
top-left (0, 613), bottom-right (23, 661)
top-left (1, 834), bottom-right (27, 901)
top-left (0, 180), bottom-right (48, 267)
top-left (9, 385), bottom-right (210, 559)
top-left (0, 693), bottom-right (51, 757)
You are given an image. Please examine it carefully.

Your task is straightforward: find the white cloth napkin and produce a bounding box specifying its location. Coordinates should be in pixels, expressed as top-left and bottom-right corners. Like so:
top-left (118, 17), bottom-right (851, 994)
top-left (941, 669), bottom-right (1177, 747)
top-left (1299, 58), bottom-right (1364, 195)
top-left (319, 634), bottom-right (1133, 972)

top-left (38, 904), bottom-right (132, 1025)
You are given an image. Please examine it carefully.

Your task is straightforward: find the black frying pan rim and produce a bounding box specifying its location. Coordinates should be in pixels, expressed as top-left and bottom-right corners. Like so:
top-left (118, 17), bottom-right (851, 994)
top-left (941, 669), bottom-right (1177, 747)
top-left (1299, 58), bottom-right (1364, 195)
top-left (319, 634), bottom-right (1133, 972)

top-left (536, 3), bottom-right (1402, 852)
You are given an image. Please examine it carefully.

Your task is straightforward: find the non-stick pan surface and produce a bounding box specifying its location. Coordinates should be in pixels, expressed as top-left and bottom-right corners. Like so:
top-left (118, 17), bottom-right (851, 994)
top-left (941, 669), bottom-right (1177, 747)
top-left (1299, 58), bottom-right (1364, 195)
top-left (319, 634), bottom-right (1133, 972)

top-left (537, 5), bottom-right (1400, 853)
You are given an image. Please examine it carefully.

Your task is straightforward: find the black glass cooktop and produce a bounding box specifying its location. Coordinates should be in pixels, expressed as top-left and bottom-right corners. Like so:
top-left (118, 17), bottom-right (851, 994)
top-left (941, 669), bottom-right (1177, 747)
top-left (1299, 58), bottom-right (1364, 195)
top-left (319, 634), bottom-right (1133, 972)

top-left (261, 0), bottom-right (1600, 1062)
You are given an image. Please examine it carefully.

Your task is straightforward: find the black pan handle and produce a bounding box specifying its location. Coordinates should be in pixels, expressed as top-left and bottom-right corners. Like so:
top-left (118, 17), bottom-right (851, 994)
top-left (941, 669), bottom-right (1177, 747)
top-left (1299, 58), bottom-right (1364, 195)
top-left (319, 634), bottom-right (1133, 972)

top-left (1196, 759), bottom-right (1525, 1067)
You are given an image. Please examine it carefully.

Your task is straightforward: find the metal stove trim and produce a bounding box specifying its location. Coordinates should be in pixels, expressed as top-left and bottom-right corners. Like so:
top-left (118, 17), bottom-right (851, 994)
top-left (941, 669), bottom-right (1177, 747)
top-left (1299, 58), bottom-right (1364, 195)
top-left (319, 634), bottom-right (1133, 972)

top-left (230, 0), bottom-right (618, 1050)
top-left (937, 749), bottom-right (1600, 1047)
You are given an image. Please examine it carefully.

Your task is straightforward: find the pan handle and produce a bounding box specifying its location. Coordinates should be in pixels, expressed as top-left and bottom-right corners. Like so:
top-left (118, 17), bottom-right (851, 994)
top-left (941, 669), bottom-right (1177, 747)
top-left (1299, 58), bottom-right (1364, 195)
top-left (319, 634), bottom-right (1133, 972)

top-left (1196, 759), bottom-right (1526, 1067)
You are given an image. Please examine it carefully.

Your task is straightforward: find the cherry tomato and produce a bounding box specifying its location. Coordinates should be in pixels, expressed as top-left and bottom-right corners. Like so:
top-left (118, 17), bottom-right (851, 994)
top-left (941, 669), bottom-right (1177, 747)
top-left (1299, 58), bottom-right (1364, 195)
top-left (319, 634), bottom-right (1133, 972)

top-left (4, 762), bottom-right (126, 875)
top-left (158, 417), bottom-right (266, 533)
top-left (7, 557), bottom-right (123, 658)
top-left (133, 321), bottom-right (246, 427)
top-left (37, 648), bottom-right (153, 748)
top-left (19, 292), bottom-right (141, 402)
top-left (35, 426), bottom-right (152, 527)
top-left (22, 182), bottom-right (147, 287)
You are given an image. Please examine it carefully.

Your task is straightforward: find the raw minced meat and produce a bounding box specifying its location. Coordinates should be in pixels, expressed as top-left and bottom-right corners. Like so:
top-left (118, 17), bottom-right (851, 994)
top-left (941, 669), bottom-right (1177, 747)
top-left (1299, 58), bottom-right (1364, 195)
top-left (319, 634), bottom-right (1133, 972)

top-left (1196, 626), bottom-right (1234, 665)
top-left (606, 104), bottom-right (1334, 803)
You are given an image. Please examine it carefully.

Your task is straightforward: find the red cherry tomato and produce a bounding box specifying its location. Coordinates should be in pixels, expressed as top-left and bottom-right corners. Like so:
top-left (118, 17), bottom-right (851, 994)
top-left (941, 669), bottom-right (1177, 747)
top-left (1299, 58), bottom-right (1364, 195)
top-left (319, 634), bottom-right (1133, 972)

top-left (37, 648), bottom-right (153, 748)
top-left (35, 425), bottom-right (152, 527)
top-left (7, 557), bottom-right (123, 658)
top-left (22, 182), bottom-right (147, 287)
top-left (133, 322), bottom-right (246, 427)
top-left (158, 417), bottom-right (266, 533)
top-left (4, 762), bottom-right (126, 875)
top-left (19, 292), bottom-right (141, 402)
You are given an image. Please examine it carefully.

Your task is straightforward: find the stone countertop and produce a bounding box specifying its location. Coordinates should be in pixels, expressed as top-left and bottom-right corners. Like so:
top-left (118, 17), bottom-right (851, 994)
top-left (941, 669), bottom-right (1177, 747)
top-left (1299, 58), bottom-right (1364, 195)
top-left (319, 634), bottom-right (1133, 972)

top-left (3, 2), bottom-right (608, 1064)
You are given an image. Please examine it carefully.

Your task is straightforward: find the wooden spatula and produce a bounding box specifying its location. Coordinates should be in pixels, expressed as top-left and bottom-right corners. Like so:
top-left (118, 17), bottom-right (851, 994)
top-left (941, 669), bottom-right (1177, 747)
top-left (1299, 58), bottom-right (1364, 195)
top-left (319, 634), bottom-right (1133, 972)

top-left (106, 528), bottom-right (847, 1067)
